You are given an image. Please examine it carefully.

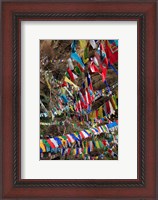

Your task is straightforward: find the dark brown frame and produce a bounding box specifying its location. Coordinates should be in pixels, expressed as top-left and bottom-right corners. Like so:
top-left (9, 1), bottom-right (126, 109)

top-left (1, 0), bottom-right (157, 199)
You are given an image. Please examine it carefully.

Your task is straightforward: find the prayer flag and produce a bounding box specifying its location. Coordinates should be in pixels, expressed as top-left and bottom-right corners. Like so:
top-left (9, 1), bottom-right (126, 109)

top-left (98, 106), bottom-right (103, 118)
top-left (70, 133), bottom-right (80, 141)
top-left (90, 40), bottom-right (97, 49)
top-left (54, 137), bottom-right (62, 146)
top-left (64, 77), bottom-right (79, 89)
top-left (67, 67), bottom-right (75, 82)
top-left (74, 66), bottom-right (82, 76)
top-left (87, 73), bottom-right (93, 91)
top-left (50, 138), bottom-right (59, 148)
top-left (67, 58), bottom-right (74, 70)
top-left (79, 40), bottom-right (87, 49)
top-left (47, 139), bottom-right (56, 148)
top-left (95, 141), bottom-right (100, 149)
top-left (89, 61), bottom-right (100, 73)
top-left (67, 134), bottom-right (75, 143)
top-left (71, 52), bottom-right (85, 70)
top-left (89, 141), bottom-right (94, 151)
top-left (83, 47), bottom-right (89, 64)
top-left (100, 64), bottom-right (107, 82)
top-left (100, 43), bottom-right (109, 65)
top-left (93, 56), bottom-right (99, 66)
top-left (71, 40), bottom-right (77, 52)
top-left (105, 40), bottom-right (118, 65)
top-left (40, 140), bottom-right (46, 152)
top-left (106, 101), bottom-right (110, 114)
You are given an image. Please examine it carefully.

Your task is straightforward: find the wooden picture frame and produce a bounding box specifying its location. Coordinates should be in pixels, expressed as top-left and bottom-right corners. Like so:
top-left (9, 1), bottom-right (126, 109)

top-left (1, 0), bottom-right (157, 199)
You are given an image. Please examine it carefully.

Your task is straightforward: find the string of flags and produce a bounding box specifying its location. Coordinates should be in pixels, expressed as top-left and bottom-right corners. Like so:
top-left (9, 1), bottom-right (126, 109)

top-left (40, 122), bottom-right (118, 151)
top-left (41, 140), bottom-right (117, 158)
top-left (40, 93), bottom-right (118, 120)
top-left (40, 135), bottom-right (118, 160)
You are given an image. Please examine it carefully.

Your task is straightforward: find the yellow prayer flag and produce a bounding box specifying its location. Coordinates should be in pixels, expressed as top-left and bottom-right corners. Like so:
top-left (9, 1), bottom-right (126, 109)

top-left (89, 111), bottom-right (96, 120)
top-left (98, 106), bottom-right (103, 118)
top-left (40, 140), bottom-right (46, 152)
top-left (79, 40), bottom-right (89, 64)
top-left (111, 96), bottom-right (117, 110)
top-left (113, 96), bottom-right (118, 109)
top-left (85, 141), bottom-right (88, 148)
top-left (79, 40), bottom-right (87, 49)
top-left (95, 141), bottom-right (100, 149)
top-left (46, 79), bottom-right (51, 90)
top-left (73, 149), bottom-right (76, 155)
top-left (86, 129), bottom-right (91, 135)
top-left (70, 105), bottom-right (74, 111)
top-left (82, 56), bottom-right (89, 64)
top-left (64, 76), bottom-right (79, 89)
top-left (58, 136), bottom-right (66, 146)
top-left (61, 87), bottom-right (66, 94)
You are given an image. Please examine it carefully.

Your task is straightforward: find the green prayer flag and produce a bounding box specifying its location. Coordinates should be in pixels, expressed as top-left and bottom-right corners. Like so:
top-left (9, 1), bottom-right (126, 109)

top-left (83, 147), bottom-right (87, 154)
top-left (74, 66), bottom-right (82, 76)
top-left (79, 154), bottom-right (83, 159)
top-left (84, 47), bottom-right (89, 59)
top-left (42, 139), bottom-right (50, 147)
top-left (62, 135), bottom-right (67, 140)
top-left (65, 72), bottom-right (70, 78)
top-left (99, 140), bottom-right (104, 148)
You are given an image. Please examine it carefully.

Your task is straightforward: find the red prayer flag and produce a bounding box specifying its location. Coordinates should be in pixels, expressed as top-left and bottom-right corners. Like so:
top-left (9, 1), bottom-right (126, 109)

top-left (89, 61), bottom-right (100, 73)
top-left (96, 109), bottom-right (98, 118)
top-left (61, 81), bottom-right (67, 87)
top-left (102, 140), bottom-right (107, 146)
top-left (87, 88), bottom-right (92, 105)
top-left (67, 67), bottom-right (75, 82)
top-left (67, 148), bottom-right (71, 155)
top-left (105, 40), bottom-right (118, 65)
top-left (47, 139), bottom-right (56, 148)
top-left (100, 64), bottom-right (107, 82)
top-left (106, 101), bottom-right (110, 114)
